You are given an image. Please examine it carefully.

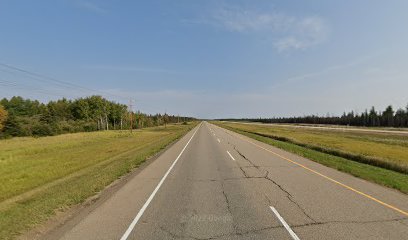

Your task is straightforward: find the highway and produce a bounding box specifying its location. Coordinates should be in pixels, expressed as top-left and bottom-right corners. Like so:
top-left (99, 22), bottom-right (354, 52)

top-left (44, 122), bottom-right (408, 240)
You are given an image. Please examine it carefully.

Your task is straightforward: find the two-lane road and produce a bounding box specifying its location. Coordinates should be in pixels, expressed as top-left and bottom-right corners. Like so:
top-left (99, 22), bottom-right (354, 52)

top-left (44, 122), bottom-right (408, 240)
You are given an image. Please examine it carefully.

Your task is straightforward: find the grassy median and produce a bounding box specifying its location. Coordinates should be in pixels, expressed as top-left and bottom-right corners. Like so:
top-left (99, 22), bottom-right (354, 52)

top-left (0, 123), bottom-right (197, 240)
top-left (213, 121), bottom-right (408, 194)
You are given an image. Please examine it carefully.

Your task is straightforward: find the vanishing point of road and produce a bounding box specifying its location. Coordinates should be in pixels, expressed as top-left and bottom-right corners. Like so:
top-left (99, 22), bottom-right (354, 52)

top-left (43, 122), bottom-right (408, 240)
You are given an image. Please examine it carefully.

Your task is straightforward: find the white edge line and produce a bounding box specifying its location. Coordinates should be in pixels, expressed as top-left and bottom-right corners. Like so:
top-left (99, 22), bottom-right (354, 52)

top-left (226, 151), bottom-right (236, 161)
top-left (120, 124), bottom-right (201, 240)
top-left (270, 206), bottom-right (300, 240)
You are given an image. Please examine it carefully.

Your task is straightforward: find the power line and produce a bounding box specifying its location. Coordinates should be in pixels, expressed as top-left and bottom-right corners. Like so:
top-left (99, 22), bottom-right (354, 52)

top-left (129, 99), bottom-right (133, 133)
top-left (0, 62), bottom-right (129, 101)
top-left (0, 79), bottom-right (72, 98)
top-left (0, 62), bottom-right (169, 116)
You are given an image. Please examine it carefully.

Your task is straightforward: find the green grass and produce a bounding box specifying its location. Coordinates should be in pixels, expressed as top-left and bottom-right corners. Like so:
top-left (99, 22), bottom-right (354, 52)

top-left (0, 123), bottom-right (197, 240)
top-left (213, 121), bottom-right (408, 194)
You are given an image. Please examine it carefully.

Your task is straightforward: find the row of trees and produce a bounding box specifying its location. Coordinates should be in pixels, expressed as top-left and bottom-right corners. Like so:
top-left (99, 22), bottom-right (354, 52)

top-left (221, 105), bottom-right (408, 128)
top-left (0, 96), bottom-right (194, 137)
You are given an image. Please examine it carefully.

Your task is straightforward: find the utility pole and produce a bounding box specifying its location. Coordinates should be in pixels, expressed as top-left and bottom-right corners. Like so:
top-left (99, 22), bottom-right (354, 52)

top-left (105, 113), bottom-right (109, 130)
top-left (138, 111), bottom-right (142, 129)
top-left (129, 99), bottom-right (133, 133)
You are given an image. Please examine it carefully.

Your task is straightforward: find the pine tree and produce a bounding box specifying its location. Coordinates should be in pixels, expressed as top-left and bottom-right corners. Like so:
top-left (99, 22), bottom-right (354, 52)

top-left (382, 105), bottom-right (394, 127)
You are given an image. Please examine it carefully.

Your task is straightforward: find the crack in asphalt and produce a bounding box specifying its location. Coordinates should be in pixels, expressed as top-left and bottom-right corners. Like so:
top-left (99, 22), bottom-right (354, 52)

top-left (264, 170), bottom-right (316, 223)
top-left (223, 176), bottom-right (265, 181)
top-left (292, 217), bottom-right (408, 228)
top-left (220, 181), bottom-right (238, 235)
top-left (230, 143), bottom-right (316, 223)
top-left (238, 167), bottom-right (249, 178)
top-left (222, 128), bottom-right (408, 228)
top-left (159, 213), bottom-right (408, 239)
top-left (186, 178), bottom-right (219, 182)
top-left (233, 146), bottom-right (259, 169)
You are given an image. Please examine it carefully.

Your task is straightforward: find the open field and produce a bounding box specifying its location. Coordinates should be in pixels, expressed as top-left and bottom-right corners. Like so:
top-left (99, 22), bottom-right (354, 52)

top-left (213, 121), bottom-right (408, 194)
top-left (0, 123), bottom-right (196, 239)
top-left (228, 121), bottom-right (408, 135)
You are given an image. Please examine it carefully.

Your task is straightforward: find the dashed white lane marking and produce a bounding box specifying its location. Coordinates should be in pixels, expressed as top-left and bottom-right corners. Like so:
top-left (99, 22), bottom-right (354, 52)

top-left (226, 151), bottom-right (236, 161)
top-left (217, 138), bottom-right (221, 143)
top-left (270, 206), bottom-right (300, 240)
top-left (219, 124), bottom-right (408, 217)
top-left (120, 124), bottom-right (201, 240)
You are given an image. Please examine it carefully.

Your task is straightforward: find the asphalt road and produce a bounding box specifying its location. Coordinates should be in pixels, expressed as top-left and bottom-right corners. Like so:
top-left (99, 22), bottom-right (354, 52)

top-left (45, 122), bottom-right (408, 240)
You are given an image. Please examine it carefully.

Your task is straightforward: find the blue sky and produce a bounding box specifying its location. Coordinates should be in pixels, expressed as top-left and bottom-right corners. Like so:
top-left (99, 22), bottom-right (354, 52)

top-left (1, 0), bottom-right (408, 118)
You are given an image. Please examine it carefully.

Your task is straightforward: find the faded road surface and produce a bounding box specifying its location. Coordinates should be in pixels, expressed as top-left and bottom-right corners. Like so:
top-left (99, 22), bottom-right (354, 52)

top-left (44, 122), bottom-right (408, 240)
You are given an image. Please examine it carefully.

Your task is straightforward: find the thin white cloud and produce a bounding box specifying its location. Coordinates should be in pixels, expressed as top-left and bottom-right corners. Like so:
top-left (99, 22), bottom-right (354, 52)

top-left (274, 17), bottom-right (329, 51)
top-left (74, 0), bottom-right (107, 14)
top-left (273, 54), bottom-right (376, 87)
top-left (197, 6), bottom-right (330, 52)
top-left (213, 7), bottom-right (295, 33)
top-left (273, 37), bottom-right (307, 51)
top-left (82, 65), bottom-right (178, 74)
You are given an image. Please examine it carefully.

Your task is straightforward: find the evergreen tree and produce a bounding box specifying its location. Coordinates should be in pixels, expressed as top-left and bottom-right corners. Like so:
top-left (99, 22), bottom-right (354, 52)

top-left (382, 105), bottom-right (394, 127)
top-left (226, 103), bottom-right (408, 128)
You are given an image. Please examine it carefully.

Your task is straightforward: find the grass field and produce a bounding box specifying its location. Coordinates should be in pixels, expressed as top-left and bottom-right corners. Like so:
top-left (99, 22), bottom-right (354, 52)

top-left (0, 123), bottom-right (197, 239)
top-left (250, 122), bottom-right (408, 132)
top-left (213, 121), bottom-right (408, 194)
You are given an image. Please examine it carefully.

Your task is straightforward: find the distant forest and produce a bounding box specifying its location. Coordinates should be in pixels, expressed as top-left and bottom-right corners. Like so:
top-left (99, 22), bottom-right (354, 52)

top-left (0, 96), bottom-right (194, 138)
top-left (220, 104), bottom-right (408, 128)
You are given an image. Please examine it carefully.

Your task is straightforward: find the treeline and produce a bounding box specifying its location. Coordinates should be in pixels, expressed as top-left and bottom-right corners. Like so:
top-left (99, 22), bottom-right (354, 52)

top-left (0, 96), bottom-right (194, 137)
top-left (221, 104), bottom-right (408, 128)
